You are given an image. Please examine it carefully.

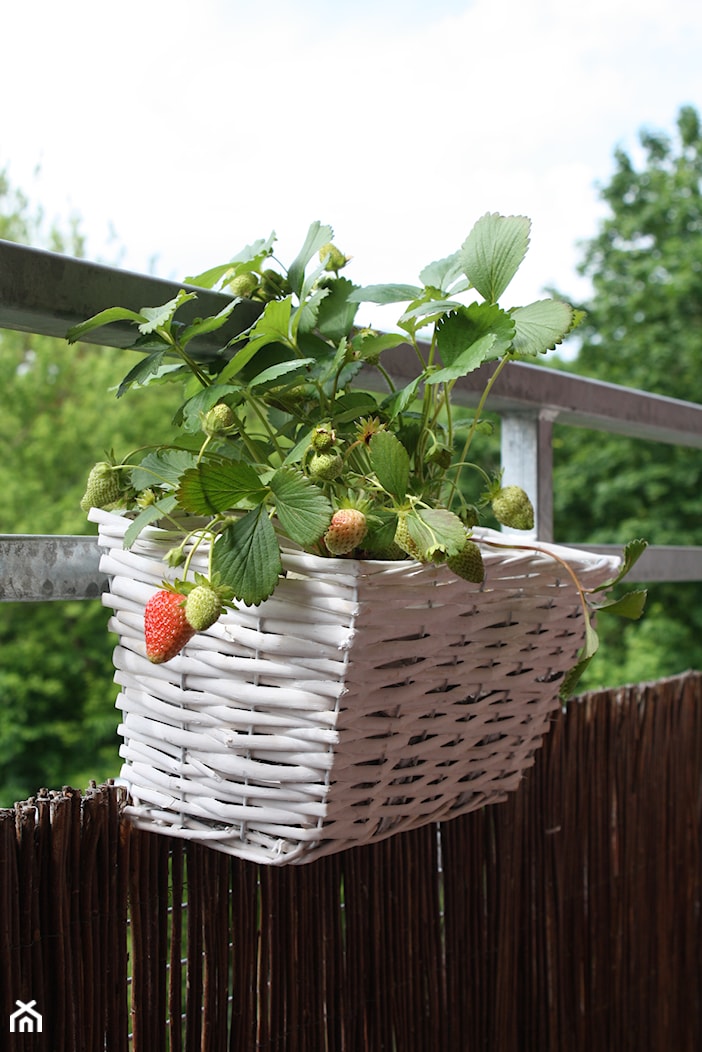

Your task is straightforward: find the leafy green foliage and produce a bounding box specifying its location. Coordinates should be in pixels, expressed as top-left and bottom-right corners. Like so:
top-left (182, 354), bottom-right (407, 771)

top-left (211, 508), bottom-right (282, 606)
top-left (551, 105), bottom-right (702, 688)
top-left (0, 166), bottom-right (188, 804)
top-left (459, 212), bottom-right (531, 303)
top-left (0, 601), bottom-right (120, 806)
top-left (71, 212), bottom-right (588, 609)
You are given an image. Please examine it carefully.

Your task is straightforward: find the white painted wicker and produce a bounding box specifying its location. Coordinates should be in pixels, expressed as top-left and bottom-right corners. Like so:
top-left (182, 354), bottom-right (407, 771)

top-left (91, 508), bottom-right (619, 866)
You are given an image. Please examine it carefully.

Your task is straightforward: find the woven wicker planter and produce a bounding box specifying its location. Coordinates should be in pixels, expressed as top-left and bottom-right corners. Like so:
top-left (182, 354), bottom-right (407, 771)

top-left (92, 508), bottom-right (618, 865)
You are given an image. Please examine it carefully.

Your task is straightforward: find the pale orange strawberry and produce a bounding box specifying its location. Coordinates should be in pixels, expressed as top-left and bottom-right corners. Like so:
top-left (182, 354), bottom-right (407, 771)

top-left (324, 509), bottom-right (367, 555)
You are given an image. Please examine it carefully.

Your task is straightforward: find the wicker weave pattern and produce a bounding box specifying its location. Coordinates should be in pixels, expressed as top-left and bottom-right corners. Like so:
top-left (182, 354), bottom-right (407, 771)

top-left (92, 509), bottom-right (619, 865)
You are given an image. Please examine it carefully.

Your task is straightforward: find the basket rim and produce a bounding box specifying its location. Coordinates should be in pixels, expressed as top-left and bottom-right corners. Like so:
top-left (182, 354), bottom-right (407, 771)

top-left (89, 507), bottom-right (621, 582)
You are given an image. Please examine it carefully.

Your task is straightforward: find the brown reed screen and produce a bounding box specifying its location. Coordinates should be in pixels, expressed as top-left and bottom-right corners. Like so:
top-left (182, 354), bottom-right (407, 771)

top-left (1, 671), bottom-right (701, 1051)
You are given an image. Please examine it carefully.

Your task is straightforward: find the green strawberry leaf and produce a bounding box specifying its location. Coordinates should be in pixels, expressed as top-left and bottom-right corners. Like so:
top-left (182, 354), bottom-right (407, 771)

top-left (439, 304), bottom-right (516, 364)
top-left (212, 507), bottom-right (282, 605)
top-left (351, 331), bottom-right (407, 362)
top-left (123, 495), bottom-right (179, 549)
top-left (589, 538), bottom-right (649, 594)
top-left (249, 358), bottom-right (315, 391)
top-left (218, 297), bottom-right (294, 383)
top-left (116, 349), bottom-right (176, 396)
top-left (509, 299), bottom-right (577, 357)
top-left (595, 589), bottom-right (648, 620)
top-left (177, 462), bottom-right (266, 514)
top-left (268, 467), bottom-right (332, 546)
top-left (559, 655), bottom-right (593, 701)
top-left (293, 286), bottom-right (329, 336)
top-left (559, 619), bottom-right (599, 700)
top-left (459, 213), bottom-right (531, 303)
top-left (399, 297), bottom-right (466, 326)
top-left (185, 233), bottom-right (277, 288)
top-left (362, 509), bottom-right (400, 553)
top-left (416, 507), bottom-right (467, 558)
top-left (179, 298), bottom-right (241, 349)
top-left (369, 430), bottom-right (410, 499)
top-left (347, 283), bottom-right (423, 305)
top-left (418, 250), bottom-right (465, 292)
top-left (138, 290), bottom-right (198, 334)
top-left (331, 391), bottom-right (381, 424)
top-left (314, 277), bottom-right (360, 342)
top-left (184, 262), bottom-right (239, 290)
top-left (67, 305), bottom-right (150, 344)
top-left (427, 304), bottom-right (516, 384)
top-left (380, 376), bottom-right (422, 421)
top-left (130, 449), bottom-right (198, 491)
top-left (248, 296), bottom-right (293, 344)
top-left (620, 537), bottom-right (649, 577)
top-left (287, 221), bottom-right (334, 297)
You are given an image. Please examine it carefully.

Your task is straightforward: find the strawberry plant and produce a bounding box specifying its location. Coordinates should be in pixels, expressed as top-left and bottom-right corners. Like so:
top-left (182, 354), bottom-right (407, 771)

top-left (69, 213), bottom-right (646, 685)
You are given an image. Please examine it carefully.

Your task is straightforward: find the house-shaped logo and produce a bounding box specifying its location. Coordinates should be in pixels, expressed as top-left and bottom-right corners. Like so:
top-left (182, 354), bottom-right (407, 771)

top-left (9, 999), bottom-right (43, 1033)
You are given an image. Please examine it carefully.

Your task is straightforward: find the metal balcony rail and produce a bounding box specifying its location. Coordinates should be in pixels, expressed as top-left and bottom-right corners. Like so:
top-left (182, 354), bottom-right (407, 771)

top-left (1, 238), bottom-right (701, 602)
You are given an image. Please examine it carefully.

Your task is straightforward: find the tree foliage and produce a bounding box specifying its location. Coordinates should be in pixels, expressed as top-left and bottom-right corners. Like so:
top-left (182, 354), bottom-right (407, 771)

top-left (553, 105), bottom-right (702, 687)
top-left (0, 170), bottom-right (184, 804)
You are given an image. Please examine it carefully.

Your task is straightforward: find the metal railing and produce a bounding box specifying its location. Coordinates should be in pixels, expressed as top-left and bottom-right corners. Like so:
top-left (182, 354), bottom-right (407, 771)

top-left (2, 237), bottom-right (701, 601)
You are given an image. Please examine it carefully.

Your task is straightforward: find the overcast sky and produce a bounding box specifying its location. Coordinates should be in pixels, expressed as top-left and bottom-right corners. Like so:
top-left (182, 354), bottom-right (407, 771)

top-left (2, 0), bottom-right (701, 318)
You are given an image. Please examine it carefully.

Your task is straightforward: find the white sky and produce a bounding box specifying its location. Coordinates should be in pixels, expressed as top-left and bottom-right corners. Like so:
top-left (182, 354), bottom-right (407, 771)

top-left (2, 0), bottom-right (701, 321)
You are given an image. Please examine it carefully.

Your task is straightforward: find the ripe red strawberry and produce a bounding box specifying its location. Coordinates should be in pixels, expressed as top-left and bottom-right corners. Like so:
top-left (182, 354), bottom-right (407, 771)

top-left (144, 589), bottom-right (196, 664)
top-left (324, 509), bottom-right (368, 555)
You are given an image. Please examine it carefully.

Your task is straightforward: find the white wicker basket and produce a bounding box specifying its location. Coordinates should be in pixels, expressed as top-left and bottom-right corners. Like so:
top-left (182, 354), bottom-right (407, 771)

top-left (91, 508), bottom-right (619, 866)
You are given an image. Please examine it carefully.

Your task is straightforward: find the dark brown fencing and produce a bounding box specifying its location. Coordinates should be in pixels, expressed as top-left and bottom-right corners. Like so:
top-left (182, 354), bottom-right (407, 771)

top-left (2, 671), bottom-right (701, 1051)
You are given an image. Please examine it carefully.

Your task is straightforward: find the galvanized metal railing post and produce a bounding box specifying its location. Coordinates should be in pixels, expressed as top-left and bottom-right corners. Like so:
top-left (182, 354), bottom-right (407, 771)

top-left (500, 411), bottom-right (555, 542)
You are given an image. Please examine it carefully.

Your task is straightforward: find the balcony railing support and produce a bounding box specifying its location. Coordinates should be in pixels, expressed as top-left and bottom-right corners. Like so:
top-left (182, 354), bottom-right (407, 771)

top-left (500, 411), bottom-right (556, 542)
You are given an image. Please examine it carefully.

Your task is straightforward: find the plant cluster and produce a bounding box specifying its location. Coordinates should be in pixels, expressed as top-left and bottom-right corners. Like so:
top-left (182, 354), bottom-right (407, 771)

top-left (69, 213), bottom-right (646, 689)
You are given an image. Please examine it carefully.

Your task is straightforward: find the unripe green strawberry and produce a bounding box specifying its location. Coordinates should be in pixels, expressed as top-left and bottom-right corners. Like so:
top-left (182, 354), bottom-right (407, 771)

top-left (80, 461), bottom-right (123, 512)
top-left (447, 539), bottom-right (485, 583)
top-left (375, 542), bottom-right (407, 561)
top-left (324, 509), bottom-right (367, 555)
top-left (308, 451), bottom-right (343, 481)
top-left (253, 269), bottom-right (290, 302)
top-left (184, 584), bottom-right (223, 632)
top-left (144, 589), bottom-right (195, 664)
top-left (491, 485), bottom-right (535, 531)
top-left (318, 242), bottom-right (349, 272)
top-left (228, 272), bottom-right (259, 298)
top-left (394, 518), bottom-right (428, 563)
top-left (136, 488), bottom-right (158, 509)
top-left (203, 403), bottom-right (236, 436)
top-left (311, 425), bottom-right (336, 453)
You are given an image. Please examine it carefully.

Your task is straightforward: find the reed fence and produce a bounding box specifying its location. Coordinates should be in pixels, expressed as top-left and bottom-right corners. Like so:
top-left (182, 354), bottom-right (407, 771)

top-left (2, 670), bottom-right (701, 1051)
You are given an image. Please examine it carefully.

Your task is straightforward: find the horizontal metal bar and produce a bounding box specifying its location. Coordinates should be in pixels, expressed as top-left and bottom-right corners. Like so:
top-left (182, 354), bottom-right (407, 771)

top-left (577, 544), bottom-right (702, 583)
top-left (0, 239), bottom-right (261, 354)
top-left (1, 535), bottom-right (698, 601)
top-left (373, 346), bottom-right (702, 450)
top-left (3, 240), bottom-right (702, 448)
top-left (0, 536), bottom-right (107, 602)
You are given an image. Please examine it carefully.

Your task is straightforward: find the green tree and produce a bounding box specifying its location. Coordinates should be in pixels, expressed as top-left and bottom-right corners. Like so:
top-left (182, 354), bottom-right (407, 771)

top-left (553, 105), bottom-right (702, 688)
top-left (0, 169), bottom-right (184, 804)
